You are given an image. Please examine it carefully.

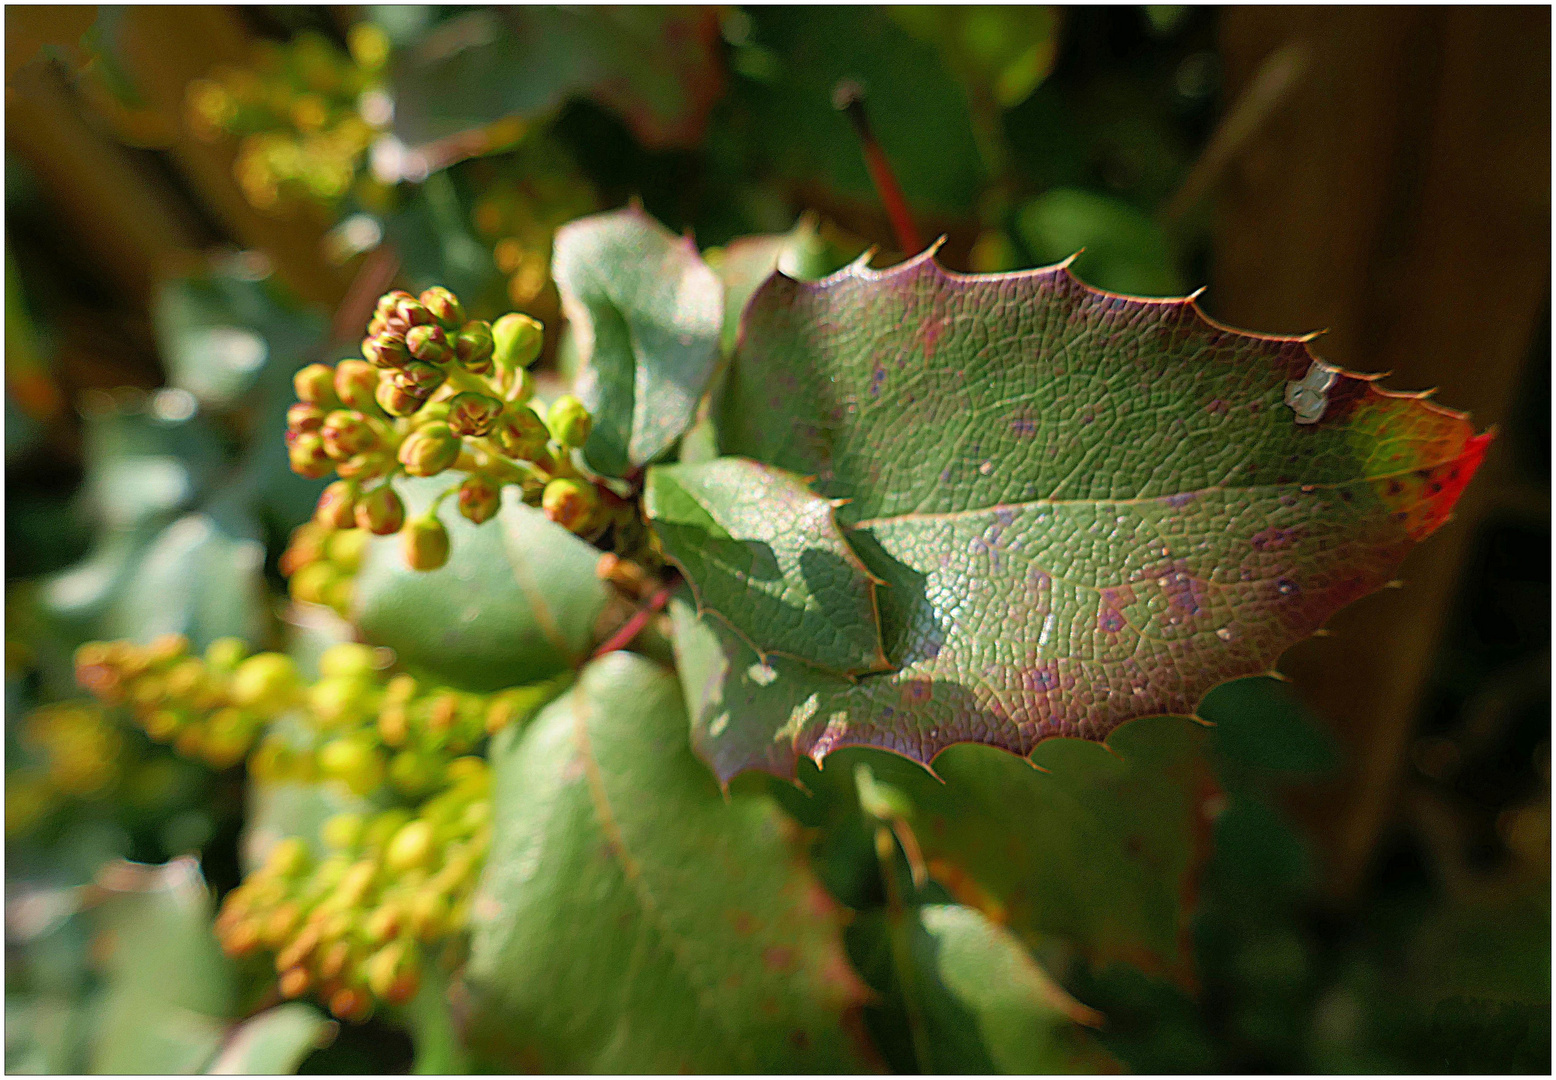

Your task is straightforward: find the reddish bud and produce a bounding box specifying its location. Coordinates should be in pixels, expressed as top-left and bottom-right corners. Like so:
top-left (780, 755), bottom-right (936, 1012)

top-left (394, 297), bottom-right (433, 328)
top-left (393, 360), bottom-right (445, 395)
top-left (315, 480), bottom-right (358, 529)
top-left (405, 323), bottom-right (452, 365)
top-left (287, 402), bottom-right (326, 433)
top-left (288, 432), bottom-right (332, 478)
top-left (396, 423), bottom-right (461, 477)
top-left (492, 407), bottom-right (549, 460)
top-left (457, 474), bottom-right (501, 524)
top-left (454, 321), bottom-right (495, 374)
top-left (321, 410), bottom-right (378, 460)
top-left (447, 392), bottom-right (504, 437)
top-left (420, 286), bottom-right (464, 330)
top-left (355, 485), bottom-right (405, 535)
top-left (363, 333), bottom-right (410, 370)
top-left (375, 377), bottom-right (425, 418)
top-left (334, 359), bottom-right (380, 411)
top-left (542, 477), bottom-right (599, 533)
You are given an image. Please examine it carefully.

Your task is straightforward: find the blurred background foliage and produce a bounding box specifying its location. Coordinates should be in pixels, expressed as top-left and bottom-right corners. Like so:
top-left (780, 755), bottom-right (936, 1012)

top-left (4, 4), bottom-right (1549, 1074)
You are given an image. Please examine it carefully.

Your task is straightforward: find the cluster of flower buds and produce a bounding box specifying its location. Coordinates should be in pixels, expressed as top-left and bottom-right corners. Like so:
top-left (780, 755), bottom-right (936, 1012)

top-left (286, 285), bottom-right (624, 573)
top-left (239, 644), bottom-right (562, 799)
top-left (75, 636), bottom-right (298, 771)
top-left (280, 520), bottom-right (366, 619)
top-left (214, 761), bottom-right (490, 1021)
top-left (5, 702), bottom-right (129, 836)
top-left (467, 140), bottom-right (598, 308)
top-left (186, 26), bottom-right (392, 211)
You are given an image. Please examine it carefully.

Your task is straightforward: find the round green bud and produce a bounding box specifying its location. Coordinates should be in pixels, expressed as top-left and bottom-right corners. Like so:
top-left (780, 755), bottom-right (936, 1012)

top-left (319, 642), bottom-right (378, 680)
top-left (264, 836), bottom-right (311, 878)
top-left (354, 484), bottom-right (406, 535)
top-left (326, 527), bottom-right (368, 571)
top-left (419, 287), bottom-right (464, 331)
top-left (456, 474), bottom-right (501, 525)
top-left (322, 811), bottom-right (366, 852)
top-left (546, 395), bottom-right (592, 449)
top-left (542, 477), bottom-right (599, 533)
top-left (492, 313), bottom-right (543, 370)
top-left (204, 637), bottom-right (248, 673)
top-left (454, 321), bottom-right (494, 374)
top-left (318, 736), bottom-right (384, 795)
top-left (290, 561), bottom-right (340, 606)
top-left (294, 363), bottom-right (340, 406)
top-left (231, 653), bottom-right (300, 712)
top-left (363, 808), bottom-right (413, 851)
top-left (315, 480), bottom-right (358, 529)
top-left (388, 749), bottom-right (442, 796)
top-left (397, 423), bottom-right (461, 477)
top-left (385, 819), bottom-right (436, 873)
top-left (446, 392), bottom-right (504, 437)
top-left (310, 675), bottom-right (374, 729)
top-left (492, 407), bottom-right (549, 461)
top-left (334, 359), bottom-right (380, 412)
top-left (405, 323), bottom-right (452, 365)
top-left (402, 514), bottom-right (450, 571)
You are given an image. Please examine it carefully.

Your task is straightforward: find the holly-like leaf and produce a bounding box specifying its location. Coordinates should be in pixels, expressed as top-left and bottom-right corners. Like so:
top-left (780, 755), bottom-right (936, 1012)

top-left (675, 589), bottom-right (1209, 977)
top-left (462, 652), bottom-right (872, 1073)
top-left (646, 458), bottom-right (890, 677)
top-left (552, 206), bottom-right (723, 477)
top-left (390, 7), bottom-right (724, 159)
top-left (353, 477), bottom-right (611, 692)
top-left (707, 251), bottom-right (1489, 776)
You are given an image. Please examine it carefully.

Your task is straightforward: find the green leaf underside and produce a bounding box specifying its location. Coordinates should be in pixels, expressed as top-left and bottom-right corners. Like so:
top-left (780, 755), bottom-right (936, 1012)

top-left (205, 1004), bottom-right (331, 1075)
top-left (553, 206), bottom-right (722, 477)
top-left (646, 458), bottom-right (890, 677)
top-left (353, 478), bottom-right (609, 692)
top-left (705, 250), bottom-right (1488, 777)
top-left (463, 653), bottom-right (871, 1073)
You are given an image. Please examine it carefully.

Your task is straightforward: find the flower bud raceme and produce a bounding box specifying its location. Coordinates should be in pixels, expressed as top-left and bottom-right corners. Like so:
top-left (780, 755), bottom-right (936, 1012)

top-left (321, 410), bottom-right (378, 460)
top-left (393, 296), bottom-right (433, 330)
top-left (315, 480), bottom-right (358, 529)
top-left (492, 407), bottom-right (549, 461)
top-left (454, 321), bottom-right (494, 374)
top-left (397, 423), bottom-right (461, 477)
top-left (294, 363), bottom-right (340, 406)
top-left (230, 654), bottom-right (301, 712)
top-left (542, 477), bottom-right (599, 533)
top-left (334, 359), bottom-right (380, 411)
top-left (492, 313), bottom-right (543, 371)
top-left (289, 432), bottom-right (333, 478)
top-left (405, 324), bottom-right (452, 365)
top-left (446, 392), bottom-right (503, 437)
top-left (457, 475), bottom-right (501, 525)
top-left (375, 376), bottom-right (425, 418)
top-left (402, 514), bottom-right (450, 571)
top-left (546, 394), bottom-right (593, 449)
top-left (354, 484), bottom-right (405, 535)
top-left (419, 286), bottom-right (464, 331)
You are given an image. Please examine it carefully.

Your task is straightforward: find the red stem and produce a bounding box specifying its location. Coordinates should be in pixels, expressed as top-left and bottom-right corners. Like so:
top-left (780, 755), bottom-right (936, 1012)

top-left (835, 81), bottom-right (924, 255)
top-left (590, 580), bottom-right (676, 659)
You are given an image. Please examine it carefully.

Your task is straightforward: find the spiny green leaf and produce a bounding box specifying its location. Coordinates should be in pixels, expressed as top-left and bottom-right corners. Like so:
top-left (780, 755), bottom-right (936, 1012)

top-left (553, 206), bottom-right (723, 477)
top-left (710, 251), bottom-right (1489, 776)
top-left (463, 652), bottom-right (872, 1073)
top-left (353, 477), bottom-right (610, 692)
top-left (646, 457), bottom-right (890, 677)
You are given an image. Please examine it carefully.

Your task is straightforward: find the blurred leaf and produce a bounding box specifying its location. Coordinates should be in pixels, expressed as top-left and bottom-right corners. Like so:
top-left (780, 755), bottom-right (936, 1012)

top-left (205, 1004), bottom-right (332, 1075)
top-left (709, 215), bottom-right (840, 356)
top-left (553, 206), bottom-right (722, 476)
top-left (853, 903), bottom-right (1114, 1073)
top-left (152, 267), bottom-right (324, 413)
top-left (76, 401), bottom-right (223, 531)
top-left (463, 652), bottom-right (872, 1072)
top-left (1016, 187), bottom-right (1183, 296)
top-left (1200, 676), bottom-right (1338, 775)
top-left (390, 7), bottom-right (724, 155)
top-left (890, 6), bottom-right (1060, 110)
top-left (740, 7), bottom-right (986, 214)
top-left (89, 858), bottom-right (235, 1074)
top-left (646, 457), bottom-right (890, 676)
top-left (352, 477), bottom-right (610, 692)
top-left (6, 994), bottom-right (89, 1074)
top-left (241, 771), bottom-right (368, 876)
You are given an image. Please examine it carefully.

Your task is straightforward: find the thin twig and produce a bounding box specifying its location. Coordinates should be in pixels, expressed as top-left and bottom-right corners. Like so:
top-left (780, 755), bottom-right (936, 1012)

top-left (833, 80), bottom-right (924, 255)
top-left (589, 579), bottom-right (677, 659)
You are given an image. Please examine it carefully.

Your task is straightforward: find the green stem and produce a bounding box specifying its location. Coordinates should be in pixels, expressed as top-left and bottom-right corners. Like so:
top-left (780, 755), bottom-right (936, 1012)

top-left (403, 963), bottom-right (469, 1074)
top-left (877, 825), bottom-right (932, 1073)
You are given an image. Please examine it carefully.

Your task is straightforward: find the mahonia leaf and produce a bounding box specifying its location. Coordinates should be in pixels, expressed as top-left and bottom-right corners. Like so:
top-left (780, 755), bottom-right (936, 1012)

top-left (462, 653), bottom-right (873, 1072)
top-left (703, 250), bottom-right (1489, 778)
top-left (646, 458), bottom-right (890, 677)
top-left (553, 206), bottom-right (722, 477)
top-left (353, 478), bottom-right (610, 692)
